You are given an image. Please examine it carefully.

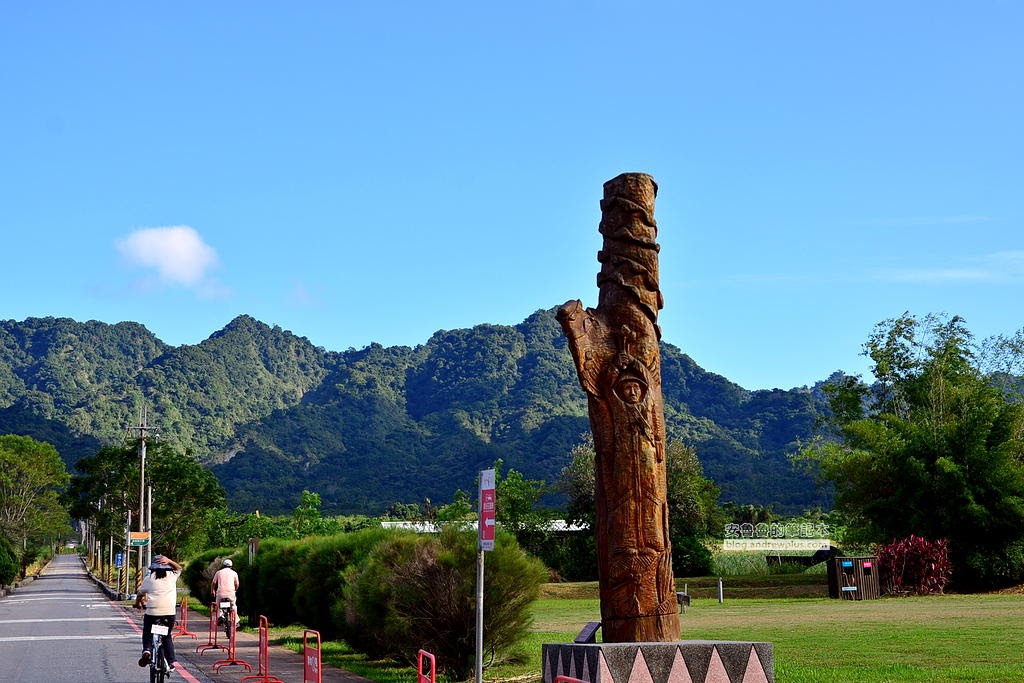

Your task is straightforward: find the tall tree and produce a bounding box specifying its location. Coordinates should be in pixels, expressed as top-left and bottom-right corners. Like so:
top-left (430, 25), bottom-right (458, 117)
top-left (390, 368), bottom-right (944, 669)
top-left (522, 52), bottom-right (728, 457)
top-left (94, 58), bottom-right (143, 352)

top-left (290, 489), bottom-right (341, 537)
top-left (801, 313), bottom-right (1024, 589)
top-left (494, 462), bottom-right (550, 538)
top-left (0, 434), bottom-right (70, 549)
top-left (69, 441), bottom-right (227, 559)
top-left (147, 444), bottom-right (229, 557)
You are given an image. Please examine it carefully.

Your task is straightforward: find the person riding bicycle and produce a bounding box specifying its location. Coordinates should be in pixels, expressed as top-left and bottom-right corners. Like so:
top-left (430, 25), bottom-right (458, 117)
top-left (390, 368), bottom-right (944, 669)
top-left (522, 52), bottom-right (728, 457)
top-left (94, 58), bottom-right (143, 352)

top-left (211, 558), bottom-right (240, 627)
top-left (133, 554), bottom-right (182, 672)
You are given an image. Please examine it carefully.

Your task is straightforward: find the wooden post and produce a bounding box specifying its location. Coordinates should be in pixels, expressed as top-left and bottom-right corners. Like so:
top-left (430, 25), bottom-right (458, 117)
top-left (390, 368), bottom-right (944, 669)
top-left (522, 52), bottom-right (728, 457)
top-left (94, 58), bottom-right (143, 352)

top-left (557, 173), bottom-right (680, 642)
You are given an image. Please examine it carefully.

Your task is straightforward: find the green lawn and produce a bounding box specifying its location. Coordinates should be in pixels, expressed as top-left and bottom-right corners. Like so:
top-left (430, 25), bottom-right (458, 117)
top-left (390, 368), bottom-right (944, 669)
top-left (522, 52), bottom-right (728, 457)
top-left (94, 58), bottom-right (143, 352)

top-left (273, 589), bottom-right (1024, 682)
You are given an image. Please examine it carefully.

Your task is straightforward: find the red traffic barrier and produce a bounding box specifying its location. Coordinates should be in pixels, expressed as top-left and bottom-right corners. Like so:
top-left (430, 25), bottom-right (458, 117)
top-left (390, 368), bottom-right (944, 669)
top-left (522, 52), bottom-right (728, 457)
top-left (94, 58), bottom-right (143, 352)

top-left (304, 629), bottom-right (322, 683)
top-left (172, 596), bottom-right (198, 640)
top-left (213, 606), bottom-right (253, 673)
top-left (555, 677), bottom-right (588, 683)
top-left (241, 615), bottom-right (284, 683)
top-left (196, 602), bottom-right (228, 655)
top-left (418, 649), bottom-right (436, 683)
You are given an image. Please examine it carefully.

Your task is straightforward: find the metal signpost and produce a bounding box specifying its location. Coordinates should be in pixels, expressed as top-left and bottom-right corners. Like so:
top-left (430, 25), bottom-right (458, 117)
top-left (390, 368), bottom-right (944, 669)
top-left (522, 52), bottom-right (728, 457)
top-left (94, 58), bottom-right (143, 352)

top-left (475, 469), bottom-right (495, 683)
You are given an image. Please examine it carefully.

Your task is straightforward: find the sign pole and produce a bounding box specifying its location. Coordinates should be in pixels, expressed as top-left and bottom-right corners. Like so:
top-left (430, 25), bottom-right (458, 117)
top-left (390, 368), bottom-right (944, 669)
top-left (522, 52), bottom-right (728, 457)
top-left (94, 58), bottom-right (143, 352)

top-left (475, 548), bottom-right (484, 683)
top-left (125, 510), bottom-right (132, 596)
top-left (475, 469), bottom-right (496, 683)
top-left (146, 484), bottom-right (153, 569)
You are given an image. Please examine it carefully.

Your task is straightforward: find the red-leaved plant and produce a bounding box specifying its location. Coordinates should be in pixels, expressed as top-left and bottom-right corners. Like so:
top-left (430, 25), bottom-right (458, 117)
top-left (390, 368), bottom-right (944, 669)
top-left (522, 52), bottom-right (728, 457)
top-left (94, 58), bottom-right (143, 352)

top-left (876, 535), bottom-right (953, 596)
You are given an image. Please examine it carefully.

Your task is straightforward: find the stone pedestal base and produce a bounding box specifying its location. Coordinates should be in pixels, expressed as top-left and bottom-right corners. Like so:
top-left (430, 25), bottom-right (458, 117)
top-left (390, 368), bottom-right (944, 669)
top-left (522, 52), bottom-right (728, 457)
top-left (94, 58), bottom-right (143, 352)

top-left (543, 641), bottom-right (773, 683)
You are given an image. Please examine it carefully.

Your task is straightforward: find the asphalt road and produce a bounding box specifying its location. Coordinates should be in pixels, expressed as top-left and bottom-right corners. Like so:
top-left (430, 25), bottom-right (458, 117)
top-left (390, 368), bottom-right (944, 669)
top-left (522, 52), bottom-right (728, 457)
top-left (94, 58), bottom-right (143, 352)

top-left (0, 553), bottom-right (211, 683)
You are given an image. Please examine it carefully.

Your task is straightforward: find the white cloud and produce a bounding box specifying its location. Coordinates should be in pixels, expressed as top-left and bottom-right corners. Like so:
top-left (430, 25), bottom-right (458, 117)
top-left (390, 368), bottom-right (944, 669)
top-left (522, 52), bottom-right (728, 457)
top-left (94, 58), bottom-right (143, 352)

top-left (859, 215), bottom-right (998, 228)
top-left (116, 226), bottom-right (220, 288)
top-left (873, 251), bottom-right (1024, 284)
top-left (286, 281), bottom-right (323, 308)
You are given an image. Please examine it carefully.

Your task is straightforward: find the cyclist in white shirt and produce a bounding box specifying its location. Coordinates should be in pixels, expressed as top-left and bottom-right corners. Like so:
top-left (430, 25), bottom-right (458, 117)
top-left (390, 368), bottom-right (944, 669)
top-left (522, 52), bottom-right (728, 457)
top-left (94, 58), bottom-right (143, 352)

top-left (211, 558), bottom-right (240, 626)
top-left (134, 554), bottom-right (182, 672)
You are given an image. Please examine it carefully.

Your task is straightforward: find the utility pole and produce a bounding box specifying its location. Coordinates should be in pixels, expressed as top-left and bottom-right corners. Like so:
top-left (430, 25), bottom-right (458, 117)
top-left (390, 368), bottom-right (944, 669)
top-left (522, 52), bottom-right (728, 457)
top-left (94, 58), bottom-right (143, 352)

top-left (129, 406), bottom-right (157, 591)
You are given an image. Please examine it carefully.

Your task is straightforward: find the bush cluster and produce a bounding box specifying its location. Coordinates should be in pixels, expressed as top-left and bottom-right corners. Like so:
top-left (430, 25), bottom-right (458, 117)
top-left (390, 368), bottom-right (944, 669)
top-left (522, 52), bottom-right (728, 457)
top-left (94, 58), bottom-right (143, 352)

top-left (184, 526), bottom-right (546, 677)
top-left (0, 536), bottom-right (18, 585)
top-left (182, 546), bottom-right (239, 607)
top-left (343, 527), bottom-right (546, 679)
top-left (876, 535), bottom-right (952, 596)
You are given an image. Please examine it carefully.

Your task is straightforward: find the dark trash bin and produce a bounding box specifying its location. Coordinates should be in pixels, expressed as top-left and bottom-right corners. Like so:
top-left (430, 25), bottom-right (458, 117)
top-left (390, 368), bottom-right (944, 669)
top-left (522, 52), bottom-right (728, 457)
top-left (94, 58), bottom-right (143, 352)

top-left (827, 556), bottom-right (880, 600)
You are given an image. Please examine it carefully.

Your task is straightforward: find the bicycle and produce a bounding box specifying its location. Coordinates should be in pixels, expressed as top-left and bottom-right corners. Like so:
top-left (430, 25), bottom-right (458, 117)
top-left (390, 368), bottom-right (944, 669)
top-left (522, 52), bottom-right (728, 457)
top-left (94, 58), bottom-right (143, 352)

top-left (148, 619), bottom-right (173, 683)
top-left (216, 599), bottom-right (235, 641)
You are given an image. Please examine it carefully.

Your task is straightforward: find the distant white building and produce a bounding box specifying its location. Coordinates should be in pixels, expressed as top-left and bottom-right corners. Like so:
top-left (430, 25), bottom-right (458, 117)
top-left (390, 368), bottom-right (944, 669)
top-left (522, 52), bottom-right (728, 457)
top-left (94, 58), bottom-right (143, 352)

top-left (379, 520), bottom-right (587, 533)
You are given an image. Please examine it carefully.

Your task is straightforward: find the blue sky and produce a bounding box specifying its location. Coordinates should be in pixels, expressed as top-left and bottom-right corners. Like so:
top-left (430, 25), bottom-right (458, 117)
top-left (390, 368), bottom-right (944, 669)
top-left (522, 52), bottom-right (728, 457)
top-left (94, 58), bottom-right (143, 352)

top-left (2, 2), bottom-right (1021, 390)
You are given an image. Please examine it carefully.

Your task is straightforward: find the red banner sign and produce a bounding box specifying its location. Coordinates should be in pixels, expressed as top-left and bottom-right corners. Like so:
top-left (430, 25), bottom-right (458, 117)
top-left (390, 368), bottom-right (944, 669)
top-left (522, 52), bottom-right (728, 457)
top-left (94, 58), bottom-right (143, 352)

top-left (479, 469), bottom-right (496, 551)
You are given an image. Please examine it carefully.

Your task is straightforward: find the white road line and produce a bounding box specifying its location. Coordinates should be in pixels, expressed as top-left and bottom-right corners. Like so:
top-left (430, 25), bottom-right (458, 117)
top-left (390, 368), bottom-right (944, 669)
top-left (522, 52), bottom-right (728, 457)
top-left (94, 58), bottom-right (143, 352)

top-left (0, 596), bottom-right (106, 602)
top-left (0, 635), bottom-right (136, 642)
top-left (0, 617), bottom-right (126, 624)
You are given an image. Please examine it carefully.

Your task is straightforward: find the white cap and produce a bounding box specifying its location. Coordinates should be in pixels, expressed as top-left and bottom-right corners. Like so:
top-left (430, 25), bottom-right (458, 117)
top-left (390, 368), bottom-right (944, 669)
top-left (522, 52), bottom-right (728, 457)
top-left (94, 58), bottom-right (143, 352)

top-left (223, 559), bottom-right (233, 567)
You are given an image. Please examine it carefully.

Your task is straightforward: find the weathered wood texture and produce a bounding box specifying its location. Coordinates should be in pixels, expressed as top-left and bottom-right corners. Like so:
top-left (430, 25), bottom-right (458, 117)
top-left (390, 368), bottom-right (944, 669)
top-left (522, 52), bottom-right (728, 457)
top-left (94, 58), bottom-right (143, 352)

top-left (557, 173), bottom-right (680, 643)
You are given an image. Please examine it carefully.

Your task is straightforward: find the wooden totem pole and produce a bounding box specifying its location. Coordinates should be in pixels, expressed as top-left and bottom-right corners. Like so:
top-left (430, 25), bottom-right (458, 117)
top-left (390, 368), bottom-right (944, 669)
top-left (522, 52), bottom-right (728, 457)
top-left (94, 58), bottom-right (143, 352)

top-left (557, 173), bottom-right (680, 643)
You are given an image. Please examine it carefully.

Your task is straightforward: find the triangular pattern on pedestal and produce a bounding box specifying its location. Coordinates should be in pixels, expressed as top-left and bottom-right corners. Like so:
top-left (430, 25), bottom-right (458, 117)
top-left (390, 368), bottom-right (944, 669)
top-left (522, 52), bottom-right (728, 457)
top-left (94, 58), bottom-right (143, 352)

top-left (704, 648), bottom-right (731, 683)
top-left (642, 645), bottom-right (678, 682)
top-left (714, 643), bottom-right (757, 682)
top-left (545, 646), bottom-right (560, 682)
top-left (625, 648), bottom-right (655, 683)
top-left (598, 650), bottom-right (616, 683)
top-left (556, 647), bottom-right (575, 682)
top-left (666, 647), bottom-right (694, 683)
top-left (678, 644), bottom-right (713, 682)
top-left (602, 645), bottom-right (641, 683)
top-left (543, 641), bottom-right (772, 683)
top-left (573, 647), bottom-right (594, 682)
top-left (586, 648), bottom-right (600, 682)
top-left (740, 647), bottom-right (770, 683)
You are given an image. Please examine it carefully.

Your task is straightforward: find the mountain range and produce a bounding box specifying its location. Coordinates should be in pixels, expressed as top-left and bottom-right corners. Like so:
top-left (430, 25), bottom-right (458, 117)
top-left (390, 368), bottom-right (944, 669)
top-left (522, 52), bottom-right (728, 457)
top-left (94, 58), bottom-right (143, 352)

top-left (0, 312), bottom-right (833, 515)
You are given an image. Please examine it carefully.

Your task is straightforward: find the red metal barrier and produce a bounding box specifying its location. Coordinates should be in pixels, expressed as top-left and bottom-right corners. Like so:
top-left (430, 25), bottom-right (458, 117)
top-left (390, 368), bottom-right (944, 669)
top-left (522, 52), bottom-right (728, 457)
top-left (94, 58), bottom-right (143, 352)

top-left (241, 615), bottom-right (284, 683)
top-left (196, 602), bottom-right (228, 654)
top-left (555, 677), bottom-right (588, 683)
top-left (172, 596), bottom-right (198, 640)
top-left (303, 629), bottom-right (322, 683)
top-left (213, 606), bottom-right (253, 673)
top-left (418, 649), bottom-right (436, 683)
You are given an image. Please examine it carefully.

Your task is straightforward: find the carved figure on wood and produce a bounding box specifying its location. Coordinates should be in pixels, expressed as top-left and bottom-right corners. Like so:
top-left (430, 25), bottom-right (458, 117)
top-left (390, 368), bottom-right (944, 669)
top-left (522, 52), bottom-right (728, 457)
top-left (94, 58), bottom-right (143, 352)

top-left (557, 173), bottom-right (680, 643)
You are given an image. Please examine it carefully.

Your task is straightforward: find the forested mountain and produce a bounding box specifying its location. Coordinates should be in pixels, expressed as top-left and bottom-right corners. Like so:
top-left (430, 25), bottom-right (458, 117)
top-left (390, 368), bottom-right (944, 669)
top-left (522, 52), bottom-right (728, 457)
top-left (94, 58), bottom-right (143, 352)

top-left (0, 312), bottom-right (832, 515)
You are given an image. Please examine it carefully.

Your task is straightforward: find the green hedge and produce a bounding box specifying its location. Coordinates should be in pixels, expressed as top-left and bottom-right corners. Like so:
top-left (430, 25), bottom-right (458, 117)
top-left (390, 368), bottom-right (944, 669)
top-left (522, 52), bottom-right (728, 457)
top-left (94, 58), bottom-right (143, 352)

top-left (343, 527), bottom-right (547, 679)
top-left (242, 537), bottom-right (308, 625)
top-left (183, 547), bottom-right (240, 607)
top-left (0, 536), bottom-right (18, 585)
top-left (188, 525), bottom-right (545, 680)
top-left (291, 527), bottom-right (397, 638)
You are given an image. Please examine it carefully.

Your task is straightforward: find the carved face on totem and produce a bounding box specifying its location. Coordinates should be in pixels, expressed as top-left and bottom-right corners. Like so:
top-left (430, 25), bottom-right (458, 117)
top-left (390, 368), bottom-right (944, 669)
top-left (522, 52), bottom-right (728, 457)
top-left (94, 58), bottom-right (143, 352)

top-left (615, 376), bottom-right (647, 404)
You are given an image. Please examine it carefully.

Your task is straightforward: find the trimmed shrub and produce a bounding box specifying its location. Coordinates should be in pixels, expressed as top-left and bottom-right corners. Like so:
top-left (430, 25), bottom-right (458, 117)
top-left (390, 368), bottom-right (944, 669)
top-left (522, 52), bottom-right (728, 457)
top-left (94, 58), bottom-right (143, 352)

top-left (246, 537), bottom-right (312, 626)
top-left (0, 536), bottom-right (18, 585)
top-left (876, 535), bottom-right (952, 596)
top-left (960, 539), bottom-right (1024, 591)
top-left (183, 546), bottom-right (239, 606)
top-left (291, 527), bottom-right (396, 638)
top-left (343, 527), bottom-right (547, 679)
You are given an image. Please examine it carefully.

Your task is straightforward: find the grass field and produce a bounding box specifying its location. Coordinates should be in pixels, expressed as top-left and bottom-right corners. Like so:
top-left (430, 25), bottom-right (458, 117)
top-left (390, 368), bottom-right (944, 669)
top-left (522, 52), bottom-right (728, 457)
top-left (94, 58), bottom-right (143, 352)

top-left (273, 584), bottom-right (1024, 683)
top-left (527, 592), bottom-right (1024, 683)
